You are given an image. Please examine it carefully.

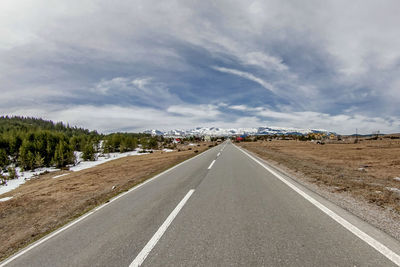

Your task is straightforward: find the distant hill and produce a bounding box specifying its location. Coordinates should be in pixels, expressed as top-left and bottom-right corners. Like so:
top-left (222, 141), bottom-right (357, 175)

top-left (144, 126), bottom-right (334, 137)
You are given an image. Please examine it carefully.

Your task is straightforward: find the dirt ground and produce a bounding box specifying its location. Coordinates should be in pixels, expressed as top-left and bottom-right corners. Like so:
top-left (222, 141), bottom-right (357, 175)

top-left (0, 143), bottom-right (210, 261)
top-left (239, 138), bottom-right (400, 214)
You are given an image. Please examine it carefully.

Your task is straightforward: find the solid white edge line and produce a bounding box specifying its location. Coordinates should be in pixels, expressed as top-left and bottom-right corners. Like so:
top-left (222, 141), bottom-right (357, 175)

top-left (129, 189), bottom-right (195, 267)
top-left (0, 147), bottom-right (212, 267)
top-left (235, 145), bottom-right (400, 266)
top-left (208, 160), bottom-right (216, 169)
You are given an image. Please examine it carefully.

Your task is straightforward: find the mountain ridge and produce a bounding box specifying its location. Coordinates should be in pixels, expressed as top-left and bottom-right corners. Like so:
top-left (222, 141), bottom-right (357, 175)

top-left (144, 126), bottom-right (333, 137)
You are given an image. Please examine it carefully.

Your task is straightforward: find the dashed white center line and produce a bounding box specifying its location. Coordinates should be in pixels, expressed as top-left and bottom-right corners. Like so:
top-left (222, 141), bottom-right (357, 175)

top-left (217, 152), bottom-right (221, 157)
top-left (130, 189), bottom-right (195, 267)
top-left (208, 160), bottom-right (216, 169)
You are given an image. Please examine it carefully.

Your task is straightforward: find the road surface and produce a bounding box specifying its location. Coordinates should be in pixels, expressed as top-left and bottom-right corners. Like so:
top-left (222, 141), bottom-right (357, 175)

top-left (2, 141), bottom-right (400, 266)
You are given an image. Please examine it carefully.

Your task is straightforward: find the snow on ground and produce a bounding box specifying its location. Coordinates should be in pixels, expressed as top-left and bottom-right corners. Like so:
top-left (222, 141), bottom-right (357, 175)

top-left (0, 148), bottom-right (171, 195)
top-left (53, 173), bottom-right (69, 179)
top-left (188, 143), bottom-right (197, 146)
top-left (69, 149), bottom-right (149, 172)
top-left (386, 187), bottom-right (400, 196)
top-left (394, 177), bottom-right (400, 182)
top-left (0, 167), bottom-right (59, 195)
top-left (0, 196), bottom-right (13, 202)
top-left (162, 148), bottom-right (174, 152)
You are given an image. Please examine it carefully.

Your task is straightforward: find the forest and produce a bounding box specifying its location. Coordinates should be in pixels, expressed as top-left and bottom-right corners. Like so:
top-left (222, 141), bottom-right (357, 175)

top-left (0, 116), bottom-right (159, 181)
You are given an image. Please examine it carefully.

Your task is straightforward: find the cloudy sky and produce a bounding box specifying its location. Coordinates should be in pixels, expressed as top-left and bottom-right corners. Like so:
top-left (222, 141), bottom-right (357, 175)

top-left (1, 0), bottom-right (399, 134)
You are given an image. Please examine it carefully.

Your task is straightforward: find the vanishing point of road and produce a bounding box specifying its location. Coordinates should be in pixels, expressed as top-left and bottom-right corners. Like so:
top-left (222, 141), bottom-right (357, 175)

top-left (2, 141), bottom-right (400, 266)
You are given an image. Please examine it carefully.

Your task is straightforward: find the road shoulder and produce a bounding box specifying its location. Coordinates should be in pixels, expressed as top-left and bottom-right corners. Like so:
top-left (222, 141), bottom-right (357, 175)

top-left (235, 144), bottom-right (400, 261)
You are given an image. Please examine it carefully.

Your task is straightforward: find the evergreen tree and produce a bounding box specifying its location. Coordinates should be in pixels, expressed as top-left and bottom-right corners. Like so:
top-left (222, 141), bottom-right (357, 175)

top-left (0, 149), bottom-right (9, 170)
top-left (9, 134), bottom-right (22, 158)
top-left (53, 140), bottom-right (74, 168)
top-left (19, 140), bottom-right (34, 170)
top-left (82, 141), bottom-right (96, 161)
top-left (7, 167), bottom-right (18, 179)
top-left (144, 138), bottom-right (158, 149)
top-left (34, 152), bottom-right (44, 169)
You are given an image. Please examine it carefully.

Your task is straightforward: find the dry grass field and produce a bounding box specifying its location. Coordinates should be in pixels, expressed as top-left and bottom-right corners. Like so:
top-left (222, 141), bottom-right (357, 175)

top-left (0, 143), bottom-right (210, 261)
top-left (239, 138), bottom-right (400, 214)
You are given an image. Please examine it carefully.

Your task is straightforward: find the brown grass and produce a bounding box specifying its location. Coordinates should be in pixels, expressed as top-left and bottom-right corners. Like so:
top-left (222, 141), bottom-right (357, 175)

top-left (238, 139), bottom-right (400, 213)
top-left (0, 144), bottom-right (209, 261)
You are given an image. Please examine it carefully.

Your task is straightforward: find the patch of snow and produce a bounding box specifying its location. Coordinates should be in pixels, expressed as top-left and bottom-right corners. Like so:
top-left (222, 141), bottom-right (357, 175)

top-left (1, 149), bottom-right (151, 195)
top-left (394, 177), bottom-right (400, 182)
top-left (53, 173), bottom-right (69, 179)
top-left (69, 149), bottom-right (148, 172)
top-left (0, 196), bottom-right (13, 202)
top-left (188, 143), bottom-right (197, 146)
top-left (162, 148), bottom-right (174, 152)
top-left (0, 167), bottom-right (59, 196)
top-left (386, 187), bottom-right (400, 196)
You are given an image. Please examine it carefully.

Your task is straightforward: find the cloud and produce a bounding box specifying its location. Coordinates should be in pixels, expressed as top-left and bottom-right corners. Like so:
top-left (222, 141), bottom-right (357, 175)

top-left (229, 105), bottom-right (263, 112)
top-left (167, 104), bottom-right (221, 119)
top-left (212, 66), bottom-right (277, 92)
top-left (227, 104), bottom-right (400, 134)
top-left (90, 76), bottom-right (179, 108)
top-left (229, 105), bottom-right (248, 111)
top-left (131, 77), bottom-right (152, 90)
top-left (243, 52), bottom-right (288, 71)
top-left (0, 0), bottom-right (399, 134)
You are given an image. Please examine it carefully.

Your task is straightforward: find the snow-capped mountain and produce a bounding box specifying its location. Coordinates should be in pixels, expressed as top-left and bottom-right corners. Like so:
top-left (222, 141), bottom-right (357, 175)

top-left (144, 127), bottom-right (332, 137)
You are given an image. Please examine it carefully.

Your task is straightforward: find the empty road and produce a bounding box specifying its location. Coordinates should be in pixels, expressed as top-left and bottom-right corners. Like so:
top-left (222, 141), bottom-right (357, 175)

top-left (2, 141), bottom-right (400, 266)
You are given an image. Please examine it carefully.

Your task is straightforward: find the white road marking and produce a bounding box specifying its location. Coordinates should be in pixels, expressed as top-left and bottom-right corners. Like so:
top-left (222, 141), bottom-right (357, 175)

top-left (235, 145), bottom-right (400, 266)
top-left (208, 160), bottom-right (216, 169)
top-left (0, 147), bottom-right (212, 266)
top-left (130, 189), bottom-right (195, 267)
top-left (217, 152), bottom-right (221, 157)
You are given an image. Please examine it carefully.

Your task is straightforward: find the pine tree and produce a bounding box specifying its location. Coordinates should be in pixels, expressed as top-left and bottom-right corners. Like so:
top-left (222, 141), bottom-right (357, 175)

top-left (53, 140), bottom-right (74, 168)
top-left (82, 141), bottom-right (96, 161)
top-left (146, 138), bottom-right (158, 149)
top-left (34, 152), bottom-right (44, 169)
top-left (0, 148), bottom-right (9, 170)
top-left (7, 167), bottom-right (18, 179)
top-left (19, 140), bottom-right (35, 170)
top-left (119, 138), bottom-right (128, 153)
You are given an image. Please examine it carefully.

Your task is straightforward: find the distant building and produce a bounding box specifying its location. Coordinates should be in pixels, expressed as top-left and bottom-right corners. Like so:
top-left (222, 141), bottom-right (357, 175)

top-left (172, 138), bottom-right (181, 144)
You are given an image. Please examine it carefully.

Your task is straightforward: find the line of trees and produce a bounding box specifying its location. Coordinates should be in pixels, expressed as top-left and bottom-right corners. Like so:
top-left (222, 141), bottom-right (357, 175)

top-left (0, 117), bottom-right (98, 171)
top-left (0, 116), bottom-right (161, 176)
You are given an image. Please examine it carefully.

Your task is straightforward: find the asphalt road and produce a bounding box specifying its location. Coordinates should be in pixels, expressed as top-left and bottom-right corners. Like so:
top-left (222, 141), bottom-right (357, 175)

top-left (2, 141), bottom-right (400, 266)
